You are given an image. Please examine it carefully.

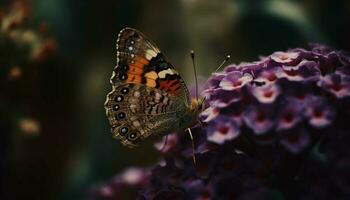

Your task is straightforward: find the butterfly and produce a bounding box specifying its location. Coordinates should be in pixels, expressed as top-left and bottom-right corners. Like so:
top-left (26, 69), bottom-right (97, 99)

top-left (104, 27), bottom-right (205, 148)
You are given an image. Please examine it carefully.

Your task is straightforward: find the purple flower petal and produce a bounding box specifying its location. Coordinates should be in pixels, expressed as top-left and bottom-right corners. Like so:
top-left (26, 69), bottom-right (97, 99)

top-left (119, 167), bottom-right (149, 186)
top-left (338, 51), bottom-right (350, 65)
top-left (254, 67), bottom-right (279, 84)
top-left (154, 133), bottom-right (178, 152)
top-left (318, 73), bottom-right (350, 99)
top-left (277, 60), bottom-right (321, 82)
top-left (185, 179), bottom-right (213, 200)
top-left (280, 81), bottom-right (312, 108)
top-left (282, 60), bottom-right (316, 71)
top-left (275, 68), bottom-right (304, 82)
top-left (207, 88), bottom-right (241, 108)
top-left (200, 106), bottom-right (220, 123)
top-left (207, 72), bottom-right (226, 89)
top-left (224, 64), bottom-right (239, 73)
top-left (249, 83), bottom-right (281, 104)
top-left (243, 105), bottom-right (275, 135)
top-left (317, 51), bottom-right (343, 75)
top-left (228, 108), bottom-right (244, 127)
top-left (305, 96), bottom-right (335, 128)
top-left (207, 115), bottom-right (240, 144)
top-left (219, 71), bottom-right (253, 91)
top-left (335, 66), bottom-right (350, 78)
top-left (99, 185), bottom-right (114, 197)
top-left (238, 59), bottom-right (268, 75)
top-left (220, 102), bottom-right (245, 126)
top-left (276, 98), bottom-right (304, 131)
top-left (290, 48), bottom-right (314, 60)
top-left (310, 44), bottom-right (333, 56)
top-left (270, 51), bottom-right (299, 64)
top-left (280, 128), bottom-right (310, 154)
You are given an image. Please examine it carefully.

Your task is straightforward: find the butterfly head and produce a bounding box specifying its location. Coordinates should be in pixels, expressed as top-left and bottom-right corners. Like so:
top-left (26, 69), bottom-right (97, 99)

top-left (191, 97), bottom-right (205, 110)
top-left (190, 97), bottom-right (205, 117)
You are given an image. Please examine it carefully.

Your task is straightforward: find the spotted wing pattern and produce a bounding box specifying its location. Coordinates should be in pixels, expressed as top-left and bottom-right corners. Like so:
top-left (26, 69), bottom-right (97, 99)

top-left (105, 83), bottom-right (187, 147)
top-left (105, 28), bottom-right (191, 148)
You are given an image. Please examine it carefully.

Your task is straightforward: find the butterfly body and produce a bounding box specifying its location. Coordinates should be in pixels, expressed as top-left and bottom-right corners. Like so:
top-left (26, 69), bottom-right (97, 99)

top-left (104, 28), bottom-right (203, 148)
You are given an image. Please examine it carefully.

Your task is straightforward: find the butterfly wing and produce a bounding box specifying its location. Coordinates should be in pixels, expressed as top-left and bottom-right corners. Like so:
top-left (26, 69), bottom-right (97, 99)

top-left (104, 28), bottom-right (191, 148)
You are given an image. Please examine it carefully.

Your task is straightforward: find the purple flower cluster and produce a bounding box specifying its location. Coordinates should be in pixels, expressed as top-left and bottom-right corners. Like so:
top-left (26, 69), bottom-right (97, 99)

top-left (201, 45), bottom-right (350, 153)
top-left (92, 44), bottom-right (350, 199)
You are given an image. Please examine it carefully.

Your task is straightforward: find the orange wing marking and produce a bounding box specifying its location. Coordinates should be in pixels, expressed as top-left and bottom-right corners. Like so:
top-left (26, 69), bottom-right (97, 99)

top-left (159, 79), bottom-right (181, 95)
top-left (128, 56), bottom-right (150, 74)
top-left (125, 56), bottom-right (150, 84)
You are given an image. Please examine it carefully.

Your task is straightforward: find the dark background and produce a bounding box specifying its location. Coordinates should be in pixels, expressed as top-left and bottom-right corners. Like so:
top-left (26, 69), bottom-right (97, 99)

top-left (1, 0), bottom-right (349, 199)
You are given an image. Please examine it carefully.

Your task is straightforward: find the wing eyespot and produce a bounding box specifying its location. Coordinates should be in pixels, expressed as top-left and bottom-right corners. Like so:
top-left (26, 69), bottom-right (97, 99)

top-left (116, 112), bottom-right (126, 120)
top-left (115, 95), bottom-right (124, 102)
top-left (121, 88), bottom-right (129, 94)
top-left (119, 127), bottom-right (129, 135)
top-left (113, 104), bottom-right (120, 111)
top-left (120, 64), bottom-right (129, 71)
top-left (119, 73), bottom-right (127, 80)
top-left (127, 132), bottom-right (138, 140)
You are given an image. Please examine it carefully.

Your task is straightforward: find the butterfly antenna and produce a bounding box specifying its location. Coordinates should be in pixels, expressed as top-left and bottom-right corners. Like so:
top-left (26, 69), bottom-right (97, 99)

top-left (202, 54), bottom-right (231, 90)
top-left (215, 54), bottom-right (231, 74)
top-left (187, 128), bottom-right (196, 165)
top-left (190, 50), bottom-right (199, 100)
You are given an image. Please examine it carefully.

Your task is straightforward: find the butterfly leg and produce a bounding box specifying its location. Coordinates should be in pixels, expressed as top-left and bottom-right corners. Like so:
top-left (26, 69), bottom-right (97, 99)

top-left (159, 135), bottom-right (169, 152)
top-left (197, 119), bottom-right (204, 127)
top-left (187, 128), bottom-right (196, 165)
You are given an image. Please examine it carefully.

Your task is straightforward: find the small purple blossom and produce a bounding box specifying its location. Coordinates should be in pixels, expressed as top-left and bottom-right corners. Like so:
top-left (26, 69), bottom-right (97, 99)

top-left (237, 59), bottom-right (268, 74)
top-left (276, 98), bottom-right (303, 131)
top-left (224, 64), bottom-right (239, 73)
top-left (219, 71), bottom-right (253, 91)
top-left (206, 88), bottom-right (241, 108)
top-left (270, 51), bottom-right (300, 64)
top-left (305, 96), bottom-right (335, 128)
top-left (90, 167), bottom-right (149, 199)
top-left (120, 167), bottom-right (149, 186)
top-left (223, 102), bottom-right (244, 126)
top-left (319, 73), bottom-right (350, 99)
top-left (207, 72), bottom-right (226, 88)
top-left (277, 61), bottom-right (321, 82)
top-left (249, 83), bottom-right (281, 103)
top-left (279, 128), bottom-right (310, 154)
top-left (154, 133), bottom-right (178, 153)
top-left (200, 106), bottom-right (219, 122)
top-left (335, 66), bottom-right (350, 78)
top-left (206, 115), bottom-right (240, 144)
top-left (254, 67), bottom-right (279, 83)
top-left (243, 105), bottom-right (275, 134)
